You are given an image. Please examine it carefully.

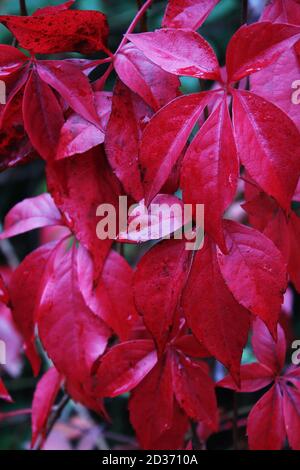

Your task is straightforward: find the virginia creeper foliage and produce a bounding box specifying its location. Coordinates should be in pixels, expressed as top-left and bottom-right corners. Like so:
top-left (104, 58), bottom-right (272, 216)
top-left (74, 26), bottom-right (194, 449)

top-left (0, 0), bottom-right (300, 451)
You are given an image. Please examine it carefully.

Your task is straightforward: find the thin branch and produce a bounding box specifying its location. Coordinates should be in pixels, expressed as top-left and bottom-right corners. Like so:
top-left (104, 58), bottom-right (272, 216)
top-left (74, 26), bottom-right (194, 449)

top-left (0, 408), bottom-right (31, 420)
top-left (12, 0), bottom-right (28, 46)
top-left (190, 420), bottom-right (202, 450)
top-left (116, 0), bottom-right (153, 54)
top-left (241, 0), bottom-right (248, 25)
top-left (232, 392), bottom-right (239, 450)
top-left (0, 223), bottom-right (19, 268)
top-left (35, 394), bottom-right (70, 450)
top-left (20, 0), bottom-right (28, 16)
top-left (137, 0), bottom-right (148, 32)
top-left (94, 0), bottom-right (153, 91)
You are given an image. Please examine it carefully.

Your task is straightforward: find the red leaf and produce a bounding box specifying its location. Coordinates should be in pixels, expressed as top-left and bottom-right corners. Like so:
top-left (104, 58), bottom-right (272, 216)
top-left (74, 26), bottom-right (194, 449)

top-left (182, 236), bottom-right (250, 381)
top-left (282, 384), bottom-right (300, 450)
top-left (217, 363), bottom-right (274, 392)
top-left (93, 340), bottom-right (157, 397)
top-left (9, 241), bottom-right (64, 376)
top-left (23, 69), bottom-right (64, 161)
top-left (38, 244), bottom-right (111, 383)
top-left (260, 0), bottom-right (300, 23)
top-left (232, 89), bottom-right (300, 210)
top-left (114, 44), bottom-right (180, 111)
top-left (139, 91), bottom-right (213, 204)
top-left (252, 319), bottom-right (286, 374)
top-left (134, 239), bottom-right (192, 354)
top-left (181, 98), bottom-right (238, 251)
top-left (250, 47), bottom-right (300, 131)
top-left (0, 10), bottom-right (108, 54)
top-left (128, 29), bottom-right (220, 80)
top-left (33, 1), bottom-right (74, 16)
top-left (0, 274), bottom-right (9, 305)
top-left (0, 83), bottom-right (34, 171)
top-left (37, 61), bottom-right (101, 128)
top-left (217, 220), bottom-right (287, 334)
top-left (0, 45), bottom-right (27, 77)
top-left (162, 0), bottom-right (219, 30)
top-left (31, 367), bottom-right (63, 448)
top-left (0, 379), bottom-right (13, 403)
top-left (47, 147), bottom-right (121, 277)
top-left (129, 355), bottom-right (174, 449)
top-left (56, 92), bottom-right (111, 159)
top-left (105, 79), bottom-right (151, 201)
top-left (118, 194), bottom-right (189, 243)
top-left (77, 247), bottom-right (139, 340)
top-left (226, 22), bottom-right (300, 83)
top-left (171, 350), bottom-right (218, 429)
top-left (0, 194), bottom-right (63, 240)
top-left (149, 402), bottom-right (188, 450)
top-left (247, 383), bottom-right (285, 450)
top-left (172, 334), bottom-right (211, 358)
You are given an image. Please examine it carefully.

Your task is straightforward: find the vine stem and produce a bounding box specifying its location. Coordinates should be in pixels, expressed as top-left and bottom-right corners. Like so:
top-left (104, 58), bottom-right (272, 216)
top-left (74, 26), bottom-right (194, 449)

top-left (190, 420), bottom-right (202, 450)
top-left (35, 394), bottom-right (70, 450)
top-left (242, 0), bottom-right (248, 24)
top-left (0, 408), bottom-right (31, 420)
top-left (137, 0), bottom-right (149, 32)
top-left (94, 0), bottom-right (153, 91)
top-left (20, 0), bottom-right (28, 16)
top-left (232, 392), bottom-right (239, 450)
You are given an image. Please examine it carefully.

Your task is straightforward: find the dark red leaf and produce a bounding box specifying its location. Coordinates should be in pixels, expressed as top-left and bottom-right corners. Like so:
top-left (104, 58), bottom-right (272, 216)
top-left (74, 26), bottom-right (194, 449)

top-left (47, 147), bottom-right (121, 277)
top-left (171, 350), bottom-right (218, 429)
top-left (162, 0), bottom-right (219, 30)
top-left (105, 79), bottom-right (152, 201)
top-left (31, 367), bottom-right (63, 448)
top-left (181, 98), bottom-right (238, 251)
top-left (247, 383), bottom-right (285, 450)
top-left (23, 69), bottom-right (64, 161)
top-left (182, 236), bottom-right (250, 381)
top-left (134, 239), bottom-right (192, 354)
top-left (114, 43), bottom-right (180, 110)
top-left (128, 29), bottom-right (220, 80)
top-left (37, 61), bottom-right (101, 128)
top-left (232, 89), bottom-right (300, 210)
top-left (217, 362), bottom-right (274, 392)
top-left (282, 384), bottom-right (300, 450)
top-left (93, 340), bottom-right (157, 397)
top-left (0, 45), bottom-right (27, 77)
top-left (139, 91), bottom-right (213, 204)
top-left (0, 10), bottom-right (108, 54)
top-left (129, 355), bottom-right (174, 449)
top-left (0, 194), bottom-right (63, 240)
top-left (9, 241), bottom-right (65, 376)
top-left (226, 22), bottom-right (300, 83)
top-left (252, 319), bottom-right (286, 374)
top-left (38, 244), bottom-right (111, 383)
top-left (56, 92), bottom-right (111, 159)
top-left (0, 379), bottom-right (13, 403)
top-left (77, 246), bottom-right (139, 340)
top-left (217, 220), bottom-right (287, 335)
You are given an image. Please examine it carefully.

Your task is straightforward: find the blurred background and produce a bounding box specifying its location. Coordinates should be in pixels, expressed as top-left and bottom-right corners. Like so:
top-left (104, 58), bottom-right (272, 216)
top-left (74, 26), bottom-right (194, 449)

top-left (2, 0), bottom-right (298, 450)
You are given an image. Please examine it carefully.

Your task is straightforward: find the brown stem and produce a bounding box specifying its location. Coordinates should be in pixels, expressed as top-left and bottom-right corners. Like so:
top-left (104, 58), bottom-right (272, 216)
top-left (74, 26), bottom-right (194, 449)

top-left (232, 392), bottom-right (239, 450)
top-left (12, 0), bottom-right (28, 45)
top-left (20, 0), bottom-right (28, 16)
top-left (0, 224), bottom-right (19, 268)
top-left (35, 394), bottom-right (70, 450)
top-left (94, 0), bottom-right (153, 91)
top-left (137, 0), bottom-right (148, 32)
top-left (190, 420), bottom-right (202, 450)
top-left (241, 0), bottom-right (248, 24)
